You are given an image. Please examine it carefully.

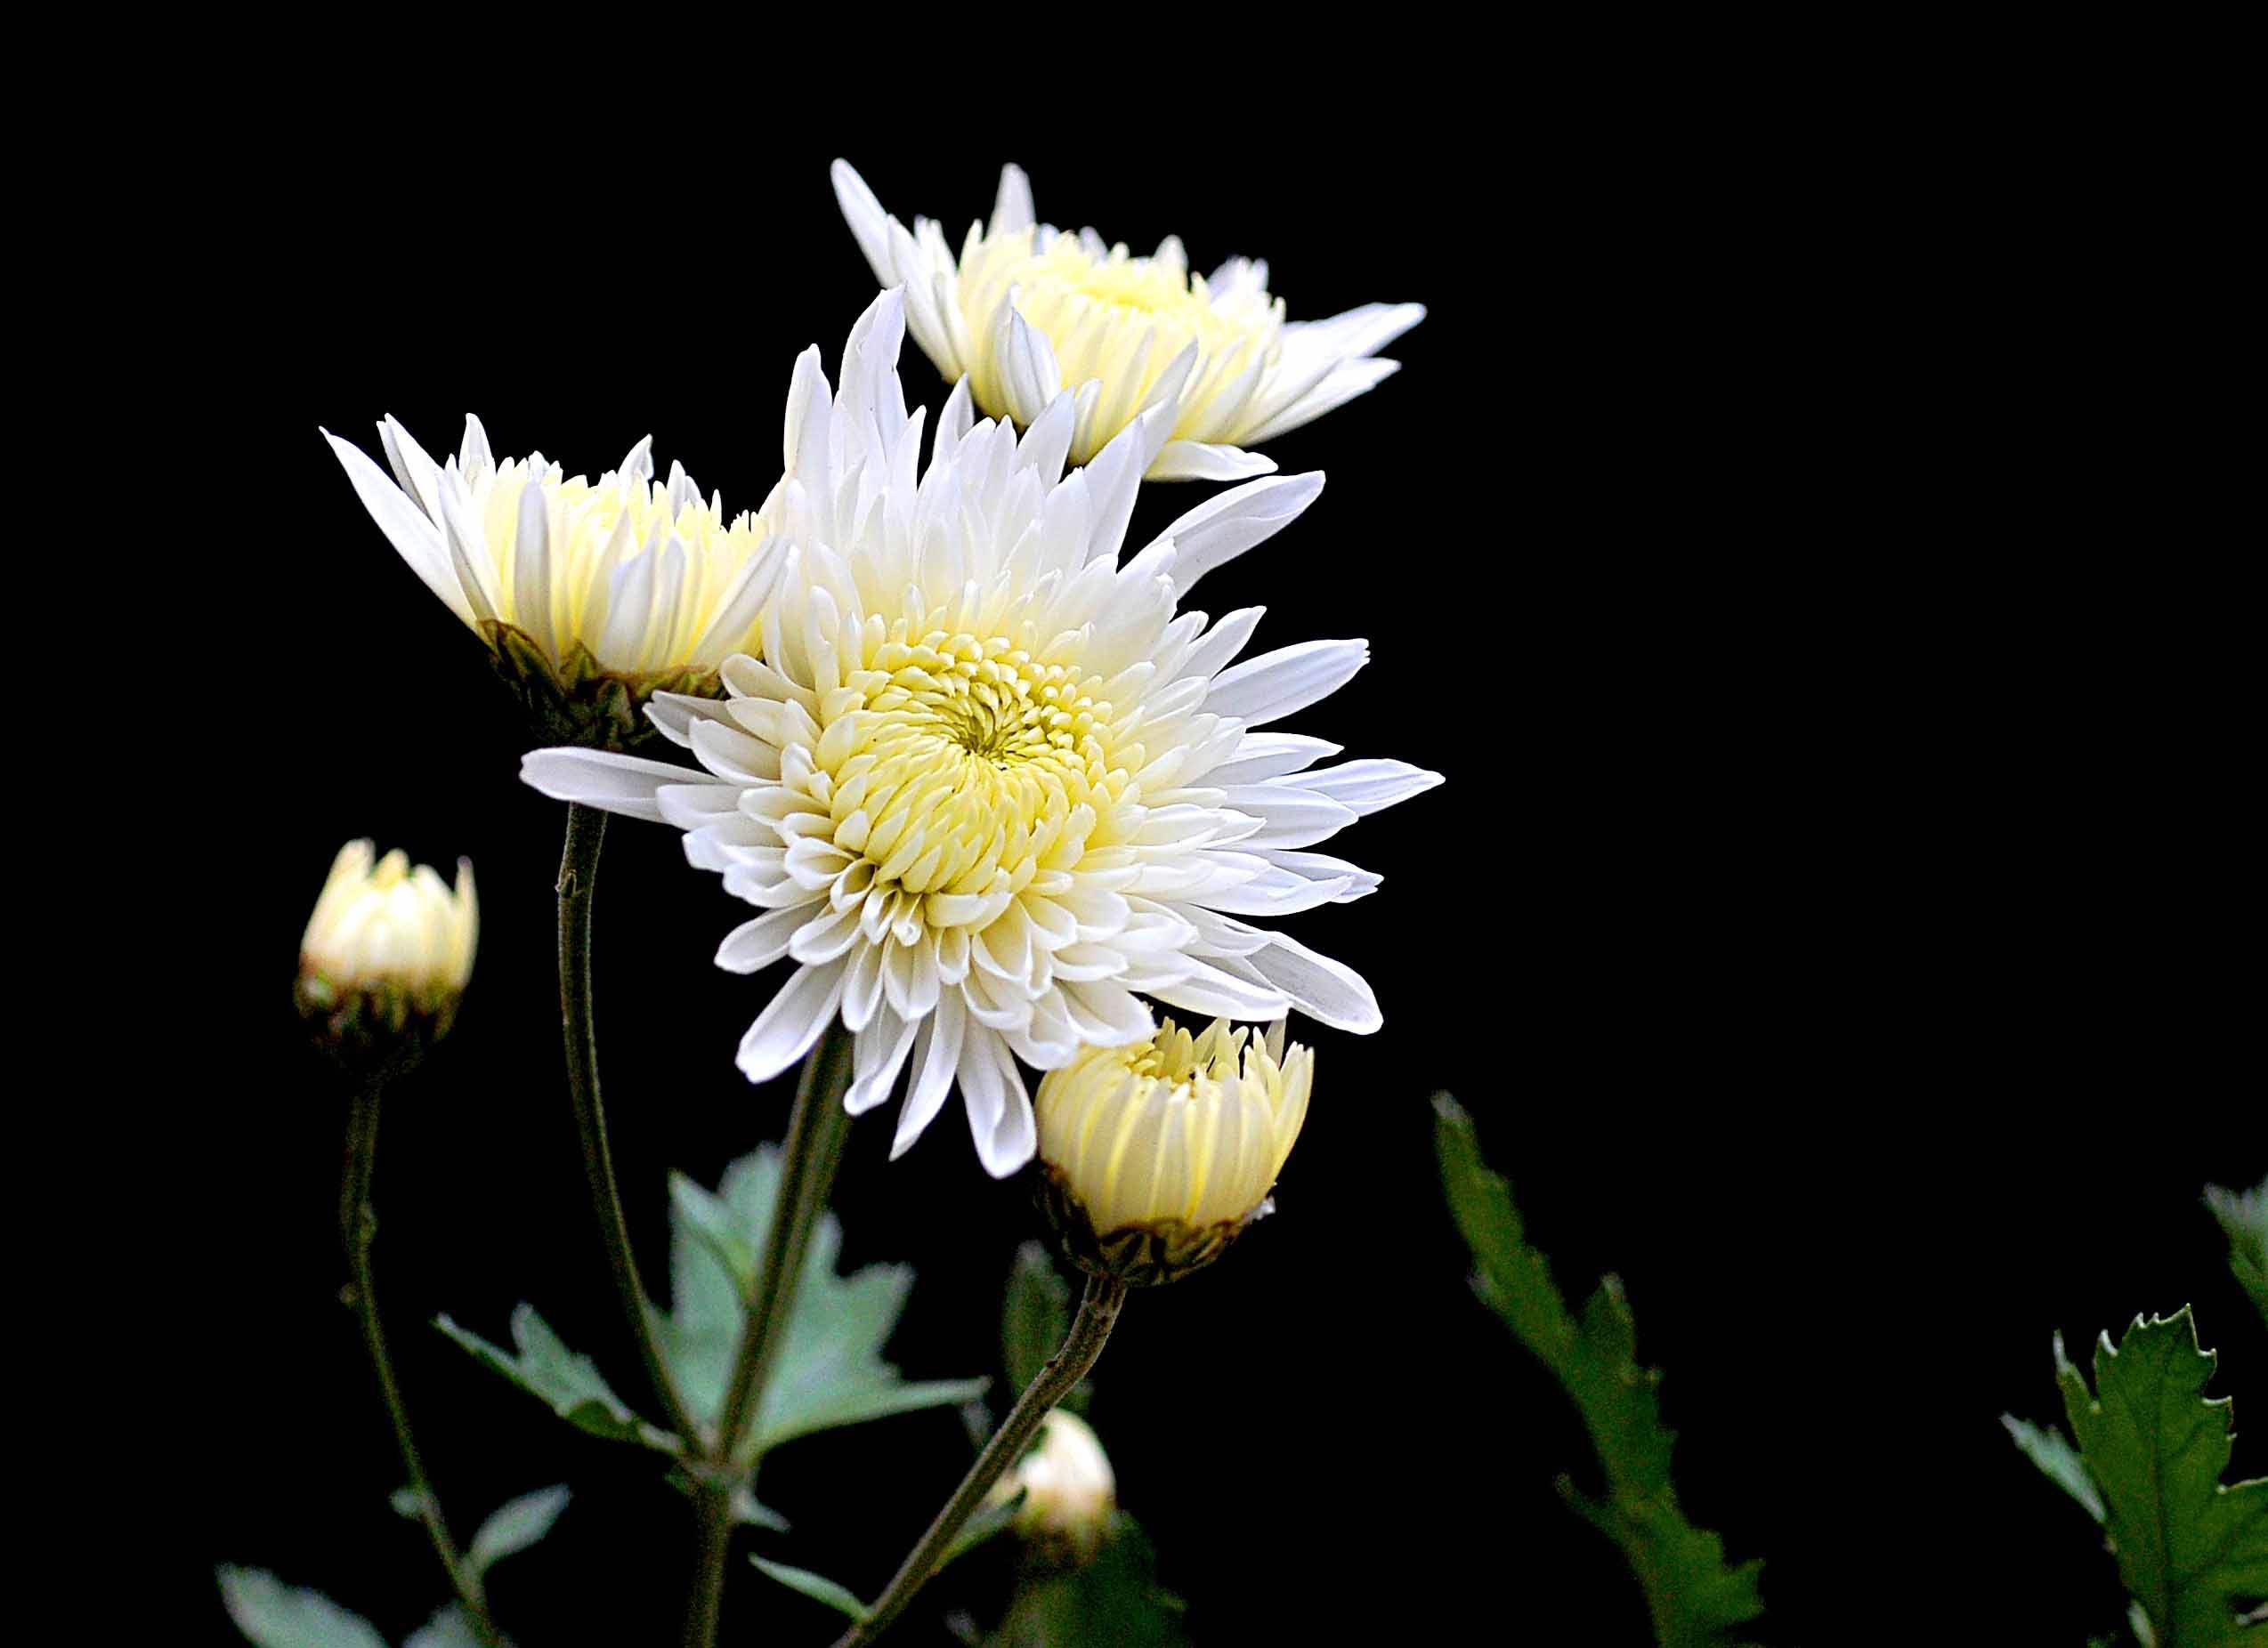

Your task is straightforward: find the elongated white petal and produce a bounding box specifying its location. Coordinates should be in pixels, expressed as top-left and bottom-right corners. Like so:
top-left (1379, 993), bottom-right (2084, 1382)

top-left (520, 749), bottom-right (715, 823)
top-left (1244, 933), bottom-right (1381, 1034)
top-left (1149, 473), bottom-right (1326, 599)
top-left (1146, 441), bottom-right (1276, 483)
top-left (1204, 640), bottom-right (1368, 724)
top-left (736, 958), bottom-right (850, 1083)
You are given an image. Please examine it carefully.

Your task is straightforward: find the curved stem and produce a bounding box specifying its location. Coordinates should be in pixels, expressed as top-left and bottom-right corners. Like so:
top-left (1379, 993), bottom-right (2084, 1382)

top-left (830, 1274), bottom-right (1130, 1648)
top-left (341, 1083), bottom-right (500, 1648)
top-left (557, 801), bottom-right (701, 1448)
top-left (685, 1018), bottom-right (857, 1648)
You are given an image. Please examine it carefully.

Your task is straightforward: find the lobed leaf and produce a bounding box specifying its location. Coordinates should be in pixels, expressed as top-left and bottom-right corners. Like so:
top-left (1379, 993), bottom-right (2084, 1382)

top-left (1435, 1095), bottom-right (1764, 1648)
top-left (2050, 1308), bottom-right (2268, 1646)
top-left (436, 1305), bottom-right (676, 1453)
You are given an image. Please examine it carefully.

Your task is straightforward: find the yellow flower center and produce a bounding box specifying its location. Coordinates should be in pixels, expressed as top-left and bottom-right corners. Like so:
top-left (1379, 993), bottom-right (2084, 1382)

top-left (811, 621), bottom-right (1126, 905)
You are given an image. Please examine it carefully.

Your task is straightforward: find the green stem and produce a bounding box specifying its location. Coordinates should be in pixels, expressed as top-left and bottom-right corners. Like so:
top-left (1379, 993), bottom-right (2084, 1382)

top-left (557, 801), bottom-right (701, 1449)
top-left (685, 1018), bottom-right (857, 1648)
top-left (341, 1082), bottom-right (501, 1648)
top-left (830, 1274), bottom-right (1130, 1648)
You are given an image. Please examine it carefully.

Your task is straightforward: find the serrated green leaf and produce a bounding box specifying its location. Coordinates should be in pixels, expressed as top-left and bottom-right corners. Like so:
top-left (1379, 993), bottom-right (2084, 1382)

top-left (2206, 1182), bottom-right (2267, 1326)
top-left (2052, 1307), bottom-right (2268, 1646)
top-left (1003, 1242), bottom-right (1072, 1394)
top-left (468, 1484), bottom-right (570, 1576)
top-left (749, 1556), bottom-right (871, 1621)
top-left (216, 1568), bottom-right (388, 1648)
top-left (659, 1146), bottom-right (989, 1460)
top-left (1435, 1095), bottom-right (1764, 1648)
top-left (2004, 1414), bottom-right (2107, 1523)
top-left (403, 1605), bottom-right (485, 1648)
top-left (436, 1305), bottom-right (677, 1452)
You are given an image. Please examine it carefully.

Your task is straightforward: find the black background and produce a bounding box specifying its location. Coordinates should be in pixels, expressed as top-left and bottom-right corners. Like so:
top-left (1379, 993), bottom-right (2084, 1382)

top-left (148, 109), bottom-right (2261, 1647)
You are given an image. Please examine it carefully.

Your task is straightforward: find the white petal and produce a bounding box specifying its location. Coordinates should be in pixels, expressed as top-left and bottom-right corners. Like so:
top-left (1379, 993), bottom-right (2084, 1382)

top-left (520, 748), bottom-right (715, 824)
top-left (893, 991), bottom-right (966, 1158)
top-left (322, 430), bottom-right (474, 626)
top-left (1147, 472), bottom-right (1326, 599)
top-left (715, 905), bottom-right (814, 974)
top-left (735, 958), bottom-right (850, 1083)
top-left (1147, 440), bottom-right (1277, 483)
top-left (990, 163), bottom-right (1034, 235)
top-left (1204, 640), bottom-right (1368, 725)
top-left (1243, 933), bottom-right (1382, 1034)
top-left (1290, 759), bottom-right (1445, 817)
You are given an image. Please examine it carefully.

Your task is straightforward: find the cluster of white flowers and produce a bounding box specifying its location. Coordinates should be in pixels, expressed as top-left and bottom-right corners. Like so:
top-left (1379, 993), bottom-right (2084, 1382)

top-left (328, 163), bottom-right (1436, 1190)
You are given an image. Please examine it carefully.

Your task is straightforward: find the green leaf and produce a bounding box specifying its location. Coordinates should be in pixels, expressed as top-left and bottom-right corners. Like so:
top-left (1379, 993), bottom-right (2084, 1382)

top-left (436, 1305), bottom-right (677, 1452)
top-left (2206, 1182), bottom-right (2267, 1326)
top-left (1003, 1242), bottom-right (1072, 1394)
top-left (662, 1466), bottom-right (790, 1531)
top-left (403, 1606), bottom-right (485, 1648)
top-left (2004, 1414), bottom-right (2106, 1524)
top-left (2049, 1308), bottom-right (2268, 1646)
top-left (660, 1147), bottom-right (990, 1460)
top-left (468, 1484), bottom-right (571, 1576)
top-left (216, 1568), bottom-right (387, 1648)
top-left (1435, 1095), bottom-right (1765, 1648)
top-left (749, 1556), bottom-right (871, 1622)
top-left (943, 1490), bottom-right (1025, 1572)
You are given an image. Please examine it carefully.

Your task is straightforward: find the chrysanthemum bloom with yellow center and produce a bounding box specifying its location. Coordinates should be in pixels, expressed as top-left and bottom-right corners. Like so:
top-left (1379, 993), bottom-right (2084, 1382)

top-left (323, 417), bottom-right (783, 748)
top-left (832, 161), bottom-right (1424, 482)
top-left (523, 290), bottom-right (1438, 1176)
top-left (296, 839), bottom-right (478, 1060)
top-left (1033, 1017), bottom-right (1310, 1285)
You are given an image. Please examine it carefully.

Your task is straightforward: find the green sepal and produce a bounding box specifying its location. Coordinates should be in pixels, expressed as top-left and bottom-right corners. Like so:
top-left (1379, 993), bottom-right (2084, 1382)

top-left (1435, 1095), bottom-right (1765, 1647)
top-left (480, 618), bottom-right (720, 752)
top-left (1033, 1164), bottom-right (1248, 1288)
top-left (436, 1304), bottom-right (678, 1452)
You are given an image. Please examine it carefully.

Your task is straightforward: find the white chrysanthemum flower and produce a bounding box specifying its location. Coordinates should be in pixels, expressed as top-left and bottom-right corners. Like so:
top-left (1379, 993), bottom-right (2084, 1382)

top-left (323, 416), bottom-right (782, 747)
top-left (296, 840), bottom-right (478, 1058)
top-left (302, 840), bottom-right (479, 998)
top-left (833, 161), bottom-right (1424, 483)
top-left (522, 291), bottom-right (1439, 1176)
top-left (1035, 1016), bottom-right (1311, 1279)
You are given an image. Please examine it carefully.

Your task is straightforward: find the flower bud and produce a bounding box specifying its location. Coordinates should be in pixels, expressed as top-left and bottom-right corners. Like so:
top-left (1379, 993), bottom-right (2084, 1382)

top-left (1033, 1017), bottom-right (1311, 1286)
top-left (987, 1410), bottom-right (1116, 1563)
top-left (296, 840), bottom-right (477, 1069)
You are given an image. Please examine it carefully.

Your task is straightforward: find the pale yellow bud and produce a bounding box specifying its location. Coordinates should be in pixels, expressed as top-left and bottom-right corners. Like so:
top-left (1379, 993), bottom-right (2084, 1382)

top-left (296, 840), bottom-right (477, 1064)
top-left (988, 1410), bottom-right (1116, 1563)
top-left (1033, 1017), bottom-right (1311, 1285)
